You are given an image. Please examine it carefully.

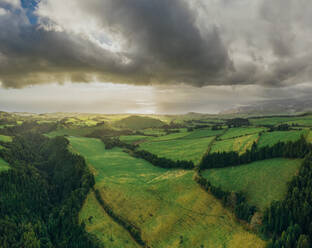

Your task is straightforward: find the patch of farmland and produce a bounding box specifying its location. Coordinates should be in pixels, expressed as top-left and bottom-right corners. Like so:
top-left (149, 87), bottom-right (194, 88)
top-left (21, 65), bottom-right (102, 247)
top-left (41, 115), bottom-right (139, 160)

top-left (139, 136), bottom-right (216, 163)
top-left (202, 158), bottom-right (302, 210)
top-left (220, 127), bottom-right (266, 140)
top-left (257, 130), bottom-right (307, 148)
top-left (70, 137), bottom-right (265, 248)
top-left (210, 134), bottom-right (259, 154)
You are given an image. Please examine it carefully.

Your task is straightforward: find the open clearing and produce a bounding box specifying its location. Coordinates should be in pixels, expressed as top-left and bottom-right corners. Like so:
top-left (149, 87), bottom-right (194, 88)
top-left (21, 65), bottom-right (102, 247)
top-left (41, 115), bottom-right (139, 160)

top-left (0, 135), bottom-right (12, 142)
top-left (70, 136), bottom-right (265, 248)
top-left (0, 157), bottom-right (9, 172)
top-left (202, 158), bottom-right (302, 210)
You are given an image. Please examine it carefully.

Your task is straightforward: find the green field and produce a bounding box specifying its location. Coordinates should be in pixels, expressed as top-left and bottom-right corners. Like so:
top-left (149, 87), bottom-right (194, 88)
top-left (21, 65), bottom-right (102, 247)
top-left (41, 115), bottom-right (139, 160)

top-left (120, 135), bottom-right (148, 144)
top-left (70, 137), bottom-right (265, 248)
top-left (80, 191), bottom-right (139, 248)
top-left (140, 136), bottom-right (215, 163)
top-left (202, 158), bottom-right (302, 210)
top-left (183, 128), bottom-right (224, 139)
top-left (0, 157), bottom-right (9, 172)
top-left (220, 127), bottom-right (265, 140)
top-left (306, 130), bottom-right (312, 143)
top-left (0, 135), bottom-right (12, 142)
top-left (210, 134), bottom-right (259, 154)
top-left (257, 130), bottom-right (307, 148)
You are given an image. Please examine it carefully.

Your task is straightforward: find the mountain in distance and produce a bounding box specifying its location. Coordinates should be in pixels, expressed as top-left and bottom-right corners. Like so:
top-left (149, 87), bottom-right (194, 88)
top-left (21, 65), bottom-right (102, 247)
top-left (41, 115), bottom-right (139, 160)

top-left (220, 98), bottom-right (312, 115)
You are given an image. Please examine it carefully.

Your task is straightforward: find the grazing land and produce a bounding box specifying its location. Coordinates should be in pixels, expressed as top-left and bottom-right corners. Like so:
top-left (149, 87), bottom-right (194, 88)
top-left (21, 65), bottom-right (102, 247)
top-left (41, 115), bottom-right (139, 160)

top-left (210, 133), bottom-right (259, 154)
top-left (70, 136), bottom-right (265, 248)
top-left (257, 130), bottom-right (307, 148)
top-left (202, 158), bottom-right (302, 210)
top-left (220, 127), bottom-right (266, 140)
top-left (139, 136), bottom-right (215, 163)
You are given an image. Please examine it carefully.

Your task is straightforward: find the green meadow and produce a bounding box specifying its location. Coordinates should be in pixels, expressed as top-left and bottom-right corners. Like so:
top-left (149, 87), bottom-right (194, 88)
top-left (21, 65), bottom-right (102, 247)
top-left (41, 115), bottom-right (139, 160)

top-left (140, 136), bottom-right (215, 163)
top-left (220, 127), bottom-right (266, 140)
top-left (79, 191), bottom-right (139, 248)
top-left (257, 130), bottom-right (307, 148)
top-left (70, 136), bottom-right (265, 248)
top-left (202, 158), bottom-right (302, 210)
top-left (210, 134), bottom-right (259, 154)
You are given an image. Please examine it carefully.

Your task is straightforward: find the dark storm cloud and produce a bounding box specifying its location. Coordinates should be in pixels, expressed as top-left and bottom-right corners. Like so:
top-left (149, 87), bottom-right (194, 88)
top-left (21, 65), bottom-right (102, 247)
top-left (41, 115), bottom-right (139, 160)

top-left (0, 0), bottom-right (312, 88)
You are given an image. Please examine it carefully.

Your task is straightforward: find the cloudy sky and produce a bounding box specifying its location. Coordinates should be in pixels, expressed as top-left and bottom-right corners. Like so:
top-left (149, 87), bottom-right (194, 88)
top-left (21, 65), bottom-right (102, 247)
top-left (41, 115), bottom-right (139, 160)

top-left (0, 0), bottom-right (312, 114)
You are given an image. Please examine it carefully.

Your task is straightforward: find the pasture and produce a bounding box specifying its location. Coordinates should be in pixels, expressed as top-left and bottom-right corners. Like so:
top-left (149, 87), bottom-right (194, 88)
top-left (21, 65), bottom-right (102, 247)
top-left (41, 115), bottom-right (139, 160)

top-left (70, 136), bottom-right (265, 248)
top-left (257, 130), bottom-right (307, 148)
top-left (139, 136), bottom-right (215, 163)
top-left (210, 134), bottom-right (259, 154)
top-left (202, 158), bottom-right (302, 210)
top-left (220, 127), bottom-right (266, 140)
top-left (80, 191), bottom-right (139, 248)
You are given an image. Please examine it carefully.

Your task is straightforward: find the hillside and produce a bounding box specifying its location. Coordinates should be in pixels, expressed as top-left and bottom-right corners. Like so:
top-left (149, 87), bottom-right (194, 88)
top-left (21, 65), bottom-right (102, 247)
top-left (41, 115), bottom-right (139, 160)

top-left (114, 116), bottom-right (165, 130)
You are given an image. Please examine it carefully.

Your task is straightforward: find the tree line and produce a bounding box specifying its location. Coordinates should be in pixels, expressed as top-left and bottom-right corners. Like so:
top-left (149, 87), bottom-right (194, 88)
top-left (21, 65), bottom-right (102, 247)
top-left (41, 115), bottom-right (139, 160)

top-left (199, 136), bottom-right (311, 170)
top-left (0, 133), bottom-right (101, 248)
top-left (131, 149), bottom-right (194, 169)
top-left (87, 132), bottom-right (194, 170)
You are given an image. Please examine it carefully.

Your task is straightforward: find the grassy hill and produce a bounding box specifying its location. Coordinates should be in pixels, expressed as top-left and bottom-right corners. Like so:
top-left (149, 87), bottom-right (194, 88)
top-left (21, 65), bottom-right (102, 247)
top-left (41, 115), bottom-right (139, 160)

top-left (202, 158), bottom-right (302, 210)
top-left (114, 116), bottom-right (165, 130)
top-left (69, 136), bottom-right (265, 248)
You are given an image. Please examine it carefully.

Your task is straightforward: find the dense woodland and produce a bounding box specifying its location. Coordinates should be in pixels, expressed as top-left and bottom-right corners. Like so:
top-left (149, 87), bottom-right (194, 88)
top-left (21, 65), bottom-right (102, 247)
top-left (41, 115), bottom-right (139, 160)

top-left (0, 133), bottom-right (100, 248)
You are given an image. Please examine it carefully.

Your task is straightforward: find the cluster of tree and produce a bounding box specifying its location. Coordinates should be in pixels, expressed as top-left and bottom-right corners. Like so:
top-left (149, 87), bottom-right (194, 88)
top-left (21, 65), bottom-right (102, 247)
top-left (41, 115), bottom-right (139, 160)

top-left (100, 137), bottom-right (138, 150)
top-left (94, 189), bottom-right (146, 247)
top-left (194, 173), bottom-right (256, 222)
top-left (165, 129), bottom-right (180, 135)
top-left (0, 133), bottom-right (101, 248)
top-left (268, 124), bottom-right (291, 132)
top-left (187, 124), bottom-right (212, 132)
top-left (162, 121), bottom-right (185, 130)
top-left (199, 137), bottom-right (311, 170)
top-left (211, 125), bottom-right (223, 130)
top-left (131, 149), bottom-right (194, 169)
top-left (0, 121), bottom-right (57, 136)
top-left (226, 118), bottom-right (250, 128)
top-left (262, 154), bottom-right (312, 248)
top-left (87, 127), bottom-right (133, 138)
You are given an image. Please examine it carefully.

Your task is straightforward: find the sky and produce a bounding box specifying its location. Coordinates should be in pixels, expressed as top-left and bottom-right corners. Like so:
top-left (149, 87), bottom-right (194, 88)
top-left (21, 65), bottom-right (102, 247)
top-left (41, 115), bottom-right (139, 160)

top-left (0, 0), bottom-right (312, 114)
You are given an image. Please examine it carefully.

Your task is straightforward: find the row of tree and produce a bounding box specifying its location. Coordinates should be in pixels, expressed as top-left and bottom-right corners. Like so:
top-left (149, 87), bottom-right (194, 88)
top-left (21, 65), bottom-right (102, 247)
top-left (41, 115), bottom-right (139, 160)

top-left (0, 133), bottom-right (101, 248)
top-left (94, 189), bottom-right (146, 247)
top-left (130, 149), bottom-right (194, 169)
top-left (194, 173), bottom-right (256, 223)
top-left (199, 136), bottom-right (311, 170)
